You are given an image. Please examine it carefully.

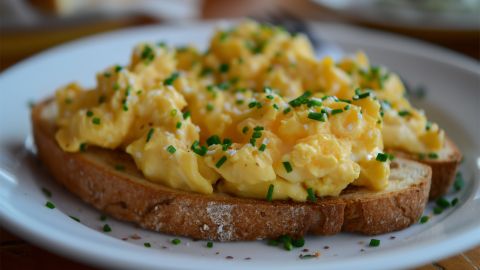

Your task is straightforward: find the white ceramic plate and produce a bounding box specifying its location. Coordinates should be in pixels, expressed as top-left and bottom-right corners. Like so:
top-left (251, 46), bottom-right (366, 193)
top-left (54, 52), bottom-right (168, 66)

top-left (0, 21), bottom-right (479, 270)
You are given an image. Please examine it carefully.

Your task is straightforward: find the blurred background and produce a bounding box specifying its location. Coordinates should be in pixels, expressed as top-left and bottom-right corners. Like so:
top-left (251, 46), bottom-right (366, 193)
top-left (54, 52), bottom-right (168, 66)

top-left (0, 0), bottom-right (479, 269)
top-left (0, 0), bottom-right (479, 71)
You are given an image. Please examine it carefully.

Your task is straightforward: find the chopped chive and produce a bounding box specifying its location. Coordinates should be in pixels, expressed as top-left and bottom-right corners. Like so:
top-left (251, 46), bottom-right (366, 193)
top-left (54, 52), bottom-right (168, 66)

top-left (41, 187), bottom-right (52, 198)
top-left (183, 111), bottom-right (191, 120)
top-left (104, 72), bottom-right (111, 78)
top-left (253, 126), bottom-right (264, 131)
top-left (273, 104), bottom-right (279, 110)
top-left (344, 105), bottom-right (350, 110)
top-left (428, 152), bottom-right (438, 159)
top-left (176, 122), bottom-right (182, 129)
top-left (206, 135), bottom-right (221, 146)
top-left (166, 145), bottom-right (176, 154)
top-left (217, 82), bottom-right (230, 90)
top-left (45, 201), bottom-right (55, 209)
top-left (433, 206), bottom-right (443, 215)
top-left (92, 117), bottom-right (101, 125)
top-left (215, 156), bottom-right (227, 168)
top-left (307, 112), bottom-right (326, 122)
top-left (418, 153), bottom-right (426, 160)
top-left (436, 197), bottom-right (450, 209)
top-left (219, 63), bottom-right (229, 73)
top-left (114, 164), bottom-right (125, 171)
top-left (164, 72), bottom-right (180, 86)
top-left (425, 121), bottom-right (432, 131)
top-left (236, 99), bottom-right (244, 105)
top-left (288, 91), bottom-right (311, 107)
top-left (200, 67), bottom-right (213, 77)
top-left (283, 240), bottom-right (293, 251)
top-left (266, 95), bottom-right (274, 100)
top-left (191, 140), bottom-right (207, 156)
top-left (307, 188), bottom-right (317, 202)
top-left (452, 198), bottom-right (459, 206)
top-left (376, 153), bottom-right (389, 162)
top-left (259, 144), bottom-right (266, 152)
top-left (266, 184), bottom-right (274, 202)
top-left (146, 128), bottom-right (154, 142)
top-left (144, 242), bottom-right (151, 248)
top-left (114, 65), bottom-right (123, 72)
top-left (222, 138), bottom-right (232, 151)
top-left (283, 161), bottom-right (293, 173)
top-left (398, 110), bottom-right (411, 117)
top-left (86, 110), bottom-right (94, 117)
top-left (140, 45), bottom-right (155, 63)
top-left (291, 237), bottom-right (305, 248)
top-left (98, 95), bottom-right (106, 104)
top-left (369, 239), bottom-right (380, 247)
top-left (454, 172), bottom-right (464, 191)
top-left (353, 92), bottom-right (371, 100)
top-left (283, 107), bottom-right (292, 114)
top-left (103, 224), bottom-right (112, 232)
top-left (69, 216), bottom-right (80, 222)
top-left (419, 216), bottom-right (429, 224)
top-left (242, 126), bottom-right (249, 134)
top-left (206, 104), bottom-right (214, 111)
top-left (206, 241), bottom-right (213, 248)
top-left (306, 99), bottom-right (322, 108)
top-left (171, 238), bottom-right (181, 245)
top-left (331, 109), bottom-right (343, 115)
top-left (299, 254), bottom-right (318, 259)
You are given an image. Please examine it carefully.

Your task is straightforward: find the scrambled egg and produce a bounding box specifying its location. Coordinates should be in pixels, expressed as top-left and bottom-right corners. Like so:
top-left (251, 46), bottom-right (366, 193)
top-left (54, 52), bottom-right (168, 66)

top-left (54, 21), bottom-right (443, 202)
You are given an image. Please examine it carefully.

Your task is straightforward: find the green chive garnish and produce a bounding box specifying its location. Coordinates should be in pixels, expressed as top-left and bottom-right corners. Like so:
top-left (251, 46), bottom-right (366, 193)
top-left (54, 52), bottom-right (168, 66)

top-left (114, 65), bottom-right (123, 72)
top-left (283, 161), bottom-right (293, 173)
top-left (146, 128), bottom-right (154, 142)
top-left (259, 144), bottom-right (266, 152)
top-left (171, 238), bottom-right (181, 245)
top-left (45, 201), bottom-right (55, 209)
top-left (331, 109), bottom-right (343, 115)
top-left (207, 135), bottom-right (221, 146)
top-left (428, 153), bottom-right (438, 159)
top-left (215, 156), bottom-right (227, 168)
top-left (176, 122), bottom-right (182, 129)
top-left (103, 224), bottom-right (112, 232)
top-left (266, 184), bottom-right (274, 202)
top-left (419, 216), bottom-right (429, 224)
top-left (398, 110), bottom-right (411, 117)
top-left (291, 237), bottom-right (305, 248)
top-left (273, 104), bottom-right (279, 110)
top-left (307, 112), bottom-right (326, 122)
top-left (284, 241), bottom-right (293, 251)
top-left (219, 63), bottom-right (229, 73)
top-left (92, 117), bottom-right (101, 125)
top-left (183, 111), bottom-right (190, 119)
top-left (369, 239), bottom-right (380, 247)
top-left (164, 72), bottom-right (179, 86)
top-left (166, 145), bottom-right (176, 154)
top-left (206, 104), bottom-right (214, 111)
top-left (283, 107), bottom-right (291, 114)
top-left (141, 45), bottom-right (155, 63)
top-left (344, 105), bottom-right (351, 110)
top-left (307, 188), bottom-right (317, 202)
top-left (69, 216), bottom-right (80, 222)
top-left (436, 197), bottom-right (450, 209)
top-left (376, 153), bottom-right (389, 162)
top-left (452, 198), bottom-right (459, 206)
top-left (206, 241), bottom-right (213, 248)
top-left (433, 207), bottom-right (443, 215)
top-left (144, 243), bottom-right (151, 248)
top-left (288, 91), bottom-right (311, 107)
top-left (242, 126), bottom-right (249, 134)
top-left (86, 110), bottom-right (94, 117)
top-left (191, 140), bottom-right (207, 156)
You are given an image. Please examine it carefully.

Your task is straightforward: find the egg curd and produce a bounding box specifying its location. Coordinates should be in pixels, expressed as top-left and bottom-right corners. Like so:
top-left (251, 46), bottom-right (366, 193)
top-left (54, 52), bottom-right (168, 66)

top-left (54, 21), bottom-right (443, 202)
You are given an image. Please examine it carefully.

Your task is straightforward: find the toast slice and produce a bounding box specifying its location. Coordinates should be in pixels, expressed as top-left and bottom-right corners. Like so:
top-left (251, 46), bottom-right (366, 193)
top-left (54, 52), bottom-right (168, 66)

top-left (31, 100), bottom-right (432, 241)
top-left (387, 139), bottom-right (461, 200)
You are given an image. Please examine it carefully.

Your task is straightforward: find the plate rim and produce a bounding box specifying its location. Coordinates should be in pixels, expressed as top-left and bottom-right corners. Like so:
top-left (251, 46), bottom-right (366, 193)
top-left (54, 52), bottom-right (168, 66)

top-left (0, 20), bottom-right (479, 270)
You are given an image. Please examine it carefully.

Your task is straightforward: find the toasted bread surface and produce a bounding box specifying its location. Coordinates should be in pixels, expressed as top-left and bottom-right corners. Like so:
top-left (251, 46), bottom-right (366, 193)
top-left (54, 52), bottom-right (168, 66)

top-left (388, 138), bottom-right (461, 200)
top-left (32, 100), bottom-right (431, 241)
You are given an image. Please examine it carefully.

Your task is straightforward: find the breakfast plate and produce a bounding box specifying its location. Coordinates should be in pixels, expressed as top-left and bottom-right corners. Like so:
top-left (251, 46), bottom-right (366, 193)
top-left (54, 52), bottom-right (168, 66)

top-left (0, 21), bottom-right (479, 270)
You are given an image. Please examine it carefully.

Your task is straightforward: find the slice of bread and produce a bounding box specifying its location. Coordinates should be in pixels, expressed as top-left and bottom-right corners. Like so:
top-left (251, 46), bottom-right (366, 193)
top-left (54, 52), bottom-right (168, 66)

top-left (31, 100), bottom-right (431, 241)
top-left (387, 139), bottom-right (461, 200)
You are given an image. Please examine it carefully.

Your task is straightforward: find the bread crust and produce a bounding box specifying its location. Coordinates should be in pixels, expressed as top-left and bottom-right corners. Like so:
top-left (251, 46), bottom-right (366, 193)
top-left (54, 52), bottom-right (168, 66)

top-left (31, 100), bottom-right (431, 241)
top-left (388, 139), bottom-right (461, 200)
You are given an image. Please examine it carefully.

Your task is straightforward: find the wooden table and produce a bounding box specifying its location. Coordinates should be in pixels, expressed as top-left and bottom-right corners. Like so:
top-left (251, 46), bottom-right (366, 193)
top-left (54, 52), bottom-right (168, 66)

top-left (0, 1), bottom-right (479, 269)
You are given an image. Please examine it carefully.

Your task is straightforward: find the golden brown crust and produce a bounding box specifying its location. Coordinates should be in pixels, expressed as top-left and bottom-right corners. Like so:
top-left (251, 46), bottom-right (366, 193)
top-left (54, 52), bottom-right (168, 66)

top-left (31, 100), bottom-right (432, 241)
top-left (388, 139), bottom-right (461, 200)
